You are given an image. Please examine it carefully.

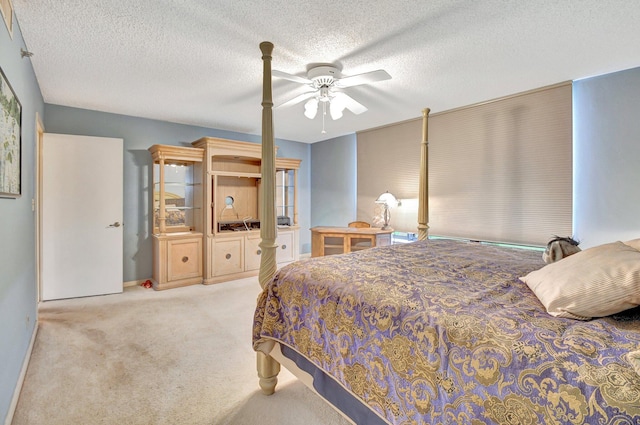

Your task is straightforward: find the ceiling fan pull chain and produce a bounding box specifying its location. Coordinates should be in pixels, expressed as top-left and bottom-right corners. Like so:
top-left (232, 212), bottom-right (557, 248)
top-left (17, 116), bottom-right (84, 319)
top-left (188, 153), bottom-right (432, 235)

top-left (322, 102), bottom-right (327, 134)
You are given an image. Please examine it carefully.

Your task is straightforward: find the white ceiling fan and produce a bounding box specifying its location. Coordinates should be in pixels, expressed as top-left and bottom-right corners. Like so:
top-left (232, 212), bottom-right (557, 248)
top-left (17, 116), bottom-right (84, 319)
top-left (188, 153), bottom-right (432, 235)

top-left (273, 65), bottom-right (391, 131)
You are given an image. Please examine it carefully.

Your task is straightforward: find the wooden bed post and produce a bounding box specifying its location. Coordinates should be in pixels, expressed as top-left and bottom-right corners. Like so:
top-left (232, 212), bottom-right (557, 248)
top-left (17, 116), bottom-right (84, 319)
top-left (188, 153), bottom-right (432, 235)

top-left (418, 108), bottom-right (430, 241)
top-left (257, 41), bottom-right (281, 395)
top-left (258, 40), bottom-right (278, 291)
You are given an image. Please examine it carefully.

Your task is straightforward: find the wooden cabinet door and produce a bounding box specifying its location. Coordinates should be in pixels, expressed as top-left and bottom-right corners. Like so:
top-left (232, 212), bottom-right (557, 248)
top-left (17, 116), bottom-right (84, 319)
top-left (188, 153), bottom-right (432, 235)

top-left (245, 236), bottom-right (262, 271)
top-left (213, 238), bottom-right (243, 276)
top-left (376, 233), bottom-right (392, 247)
top-left (276, 231), bottom-right (295, 264)
top-left (167, 238), bottom-right (202, 281)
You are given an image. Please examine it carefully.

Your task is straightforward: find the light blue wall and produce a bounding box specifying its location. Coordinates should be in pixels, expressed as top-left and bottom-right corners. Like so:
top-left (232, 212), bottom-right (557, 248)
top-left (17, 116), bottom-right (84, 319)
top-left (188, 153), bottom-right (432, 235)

top-left (43, 104), bottom-right (311, 281)
top-left (310, 134), bottom-right (357, 227)
top-left (3, 7), bottom-right (640, 423)
top-left (0, 18), bottom-right (45, 423)
top-left (573, 67), bottom-right (640, 248)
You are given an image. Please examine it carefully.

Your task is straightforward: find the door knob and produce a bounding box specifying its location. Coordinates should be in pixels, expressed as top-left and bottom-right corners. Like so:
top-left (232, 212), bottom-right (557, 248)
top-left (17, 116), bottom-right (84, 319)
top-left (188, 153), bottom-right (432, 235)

top-left (108, 222), bottom-right (122, 228)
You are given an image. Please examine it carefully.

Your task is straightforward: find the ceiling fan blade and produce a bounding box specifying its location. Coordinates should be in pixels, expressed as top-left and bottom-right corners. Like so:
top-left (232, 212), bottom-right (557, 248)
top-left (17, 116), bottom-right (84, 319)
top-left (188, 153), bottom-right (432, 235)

top-left (335, 69), bottom-right (391, 88)
top-left (272, 69), bottom-right (312, 85)
top-left (278, 91), bottom-right (317, 107)
top-left (333, 92), bottom-right (368, 115)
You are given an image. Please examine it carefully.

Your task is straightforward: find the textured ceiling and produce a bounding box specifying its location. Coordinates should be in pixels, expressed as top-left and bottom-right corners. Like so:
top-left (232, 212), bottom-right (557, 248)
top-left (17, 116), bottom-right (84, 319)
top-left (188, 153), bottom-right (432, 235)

top-left (11, 0), bottom-right (640, 143)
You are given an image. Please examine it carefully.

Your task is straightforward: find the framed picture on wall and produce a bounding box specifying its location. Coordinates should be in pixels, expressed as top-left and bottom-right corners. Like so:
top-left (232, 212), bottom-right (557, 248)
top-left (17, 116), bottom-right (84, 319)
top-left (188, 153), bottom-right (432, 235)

top-left (0, 66), bottom-right (22, 198)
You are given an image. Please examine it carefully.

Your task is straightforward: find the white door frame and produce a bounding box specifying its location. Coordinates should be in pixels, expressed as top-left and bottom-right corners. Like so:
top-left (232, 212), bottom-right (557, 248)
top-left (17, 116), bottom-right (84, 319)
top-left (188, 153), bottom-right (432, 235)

top-left (35, 113), bottom-right (44, 303)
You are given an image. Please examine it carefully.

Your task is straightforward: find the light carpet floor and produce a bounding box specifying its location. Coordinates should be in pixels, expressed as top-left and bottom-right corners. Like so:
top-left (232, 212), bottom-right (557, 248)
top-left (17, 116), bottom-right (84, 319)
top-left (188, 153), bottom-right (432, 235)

top-left (12, 277), bottom-right (351, 425)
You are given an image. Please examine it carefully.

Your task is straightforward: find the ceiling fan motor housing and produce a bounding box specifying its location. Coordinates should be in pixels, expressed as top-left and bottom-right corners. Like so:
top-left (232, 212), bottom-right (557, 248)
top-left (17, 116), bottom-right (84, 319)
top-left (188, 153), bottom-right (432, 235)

top-left (308, 66), bottom-right (341, 88)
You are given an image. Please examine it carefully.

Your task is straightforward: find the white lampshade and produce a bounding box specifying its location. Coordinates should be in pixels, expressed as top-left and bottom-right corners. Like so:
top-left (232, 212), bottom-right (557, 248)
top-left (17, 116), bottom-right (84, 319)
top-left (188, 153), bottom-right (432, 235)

top-left (375, 191), bottom-right (399, 207)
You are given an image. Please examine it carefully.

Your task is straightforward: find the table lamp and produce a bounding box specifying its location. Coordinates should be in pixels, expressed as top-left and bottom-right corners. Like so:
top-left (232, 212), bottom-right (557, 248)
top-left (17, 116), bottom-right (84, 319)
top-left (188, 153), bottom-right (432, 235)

top-left (375, 191), bottom-right (399, 230)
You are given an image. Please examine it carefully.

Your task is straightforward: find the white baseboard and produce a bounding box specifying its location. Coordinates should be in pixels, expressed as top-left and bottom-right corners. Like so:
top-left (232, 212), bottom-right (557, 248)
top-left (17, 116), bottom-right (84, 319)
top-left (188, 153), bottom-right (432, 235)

top-left (5, 322), bottom-right (38, 425)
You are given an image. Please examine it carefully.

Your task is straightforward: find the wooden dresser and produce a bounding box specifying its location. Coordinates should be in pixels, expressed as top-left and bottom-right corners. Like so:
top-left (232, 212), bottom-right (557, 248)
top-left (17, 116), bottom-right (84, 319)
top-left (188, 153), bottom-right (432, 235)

top-left (311, 226), bottom-right (393, 257)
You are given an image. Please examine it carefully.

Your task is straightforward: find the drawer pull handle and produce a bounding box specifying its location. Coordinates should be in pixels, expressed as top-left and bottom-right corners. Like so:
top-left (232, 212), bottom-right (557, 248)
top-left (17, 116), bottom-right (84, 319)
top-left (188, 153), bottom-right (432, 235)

top-left (182, 256), bottom-right (189, 263)
top-left (225, 253), bottom-right (231, 260)
top-left (257, 249), bottom-right (262, 255)
top-left (281, 245), bottom-right (287, 250)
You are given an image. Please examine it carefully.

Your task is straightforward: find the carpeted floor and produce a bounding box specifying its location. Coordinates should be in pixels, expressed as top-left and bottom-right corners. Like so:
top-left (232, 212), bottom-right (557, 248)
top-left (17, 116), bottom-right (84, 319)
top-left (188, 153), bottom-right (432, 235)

top-left (12, 277), bottom-right (351, 425)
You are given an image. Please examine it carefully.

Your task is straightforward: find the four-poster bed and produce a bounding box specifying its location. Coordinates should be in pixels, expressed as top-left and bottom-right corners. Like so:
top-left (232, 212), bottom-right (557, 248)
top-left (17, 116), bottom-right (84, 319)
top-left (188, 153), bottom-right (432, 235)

top-left (254, 42), bottom-right (640, 424)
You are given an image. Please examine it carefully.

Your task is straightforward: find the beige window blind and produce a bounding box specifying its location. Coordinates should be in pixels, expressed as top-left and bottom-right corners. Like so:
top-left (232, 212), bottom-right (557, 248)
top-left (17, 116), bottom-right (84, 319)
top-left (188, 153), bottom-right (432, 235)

top-left (357, 118), bottom-right (422, 232)
top-left (429, 82), bottom-right (573, 246)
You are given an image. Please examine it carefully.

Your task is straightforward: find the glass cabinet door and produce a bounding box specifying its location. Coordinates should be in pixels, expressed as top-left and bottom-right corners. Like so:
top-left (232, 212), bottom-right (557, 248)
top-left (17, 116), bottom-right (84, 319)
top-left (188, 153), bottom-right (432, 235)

top-left (153, 160), bottom-right (201, 233)
top-left (276, 169), bottom-right (295, 225)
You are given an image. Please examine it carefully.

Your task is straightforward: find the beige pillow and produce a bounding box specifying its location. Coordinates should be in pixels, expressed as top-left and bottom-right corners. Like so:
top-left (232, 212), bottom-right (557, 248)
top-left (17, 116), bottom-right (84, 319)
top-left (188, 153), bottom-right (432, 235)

top-left (624, 238), bottom-right (640, 251)
top-left (520, 241), bottom-right (640, 320)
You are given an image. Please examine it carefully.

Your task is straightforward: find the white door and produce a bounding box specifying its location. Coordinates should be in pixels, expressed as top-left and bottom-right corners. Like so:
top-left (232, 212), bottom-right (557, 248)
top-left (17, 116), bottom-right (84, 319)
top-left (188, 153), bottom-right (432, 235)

top-left (41, 133), bottom-right (123, 300)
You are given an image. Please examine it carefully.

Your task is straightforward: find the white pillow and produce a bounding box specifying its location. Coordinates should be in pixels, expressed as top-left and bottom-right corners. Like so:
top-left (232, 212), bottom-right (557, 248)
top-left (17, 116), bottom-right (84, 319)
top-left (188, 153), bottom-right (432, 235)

top-left (520, 241), bottom-right (640, 320)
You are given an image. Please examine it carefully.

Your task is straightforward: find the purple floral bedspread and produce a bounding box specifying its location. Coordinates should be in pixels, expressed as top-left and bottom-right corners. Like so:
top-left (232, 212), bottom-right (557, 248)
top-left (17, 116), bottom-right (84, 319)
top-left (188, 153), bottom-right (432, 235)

top-left (253, 239), bottom-right (640, 424)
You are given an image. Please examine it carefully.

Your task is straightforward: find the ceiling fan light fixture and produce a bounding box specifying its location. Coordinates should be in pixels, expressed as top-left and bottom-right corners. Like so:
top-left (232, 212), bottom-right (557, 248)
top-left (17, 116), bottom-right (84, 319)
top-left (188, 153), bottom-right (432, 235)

top-left (329, 98), bottom-right (345, 120)
top-left (304, 98), bottom-right (318, 119)
top-left (318, 86), bottom-right (331, 102)
top-left (273, 64), bottom-right (389, 131)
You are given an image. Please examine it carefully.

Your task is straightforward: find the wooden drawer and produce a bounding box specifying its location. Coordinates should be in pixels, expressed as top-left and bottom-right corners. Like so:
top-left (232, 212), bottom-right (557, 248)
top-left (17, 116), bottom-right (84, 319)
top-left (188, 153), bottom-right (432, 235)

top-left (213, 237), bottom-right (243, 276)
top-left (167, 237), bottom-right (202, 281)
